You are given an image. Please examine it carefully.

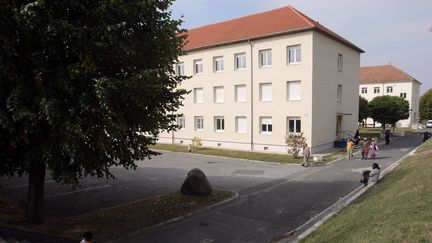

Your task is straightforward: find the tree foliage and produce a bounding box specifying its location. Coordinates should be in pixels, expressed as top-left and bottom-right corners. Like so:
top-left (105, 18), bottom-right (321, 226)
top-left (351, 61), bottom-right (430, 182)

top-left (368, 96), bottom-right (409, 129)
top-left (0, 0), bottom-right (187, 221)
top-left (359, 96), bottom-right (369, 123)
top-left (420, 89), bottom-right (432, 121)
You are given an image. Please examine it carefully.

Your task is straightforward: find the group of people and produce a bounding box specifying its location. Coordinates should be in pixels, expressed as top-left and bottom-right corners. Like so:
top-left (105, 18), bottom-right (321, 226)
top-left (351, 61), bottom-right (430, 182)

top-left (346, 137), bottom-right (379, 160)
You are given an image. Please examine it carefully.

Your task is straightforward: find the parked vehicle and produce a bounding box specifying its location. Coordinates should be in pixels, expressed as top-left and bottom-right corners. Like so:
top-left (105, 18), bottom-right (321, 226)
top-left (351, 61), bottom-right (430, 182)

top-left (427, 120), bottom-right (432, 128)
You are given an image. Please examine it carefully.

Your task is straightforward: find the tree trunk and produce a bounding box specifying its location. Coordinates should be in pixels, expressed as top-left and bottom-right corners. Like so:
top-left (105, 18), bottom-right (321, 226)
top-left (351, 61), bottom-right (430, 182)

top-left (26, 161), bottom-right (46, 223)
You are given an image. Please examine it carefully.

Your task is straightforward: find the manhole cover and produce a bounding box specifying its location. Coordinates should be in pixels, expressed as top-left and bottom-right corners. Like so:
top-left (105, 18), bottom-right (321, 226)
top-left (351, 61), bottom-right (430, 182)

top-left (233, 169), bottom-right (265, 175)
top-left (207, 161), bottom-right (223, 164)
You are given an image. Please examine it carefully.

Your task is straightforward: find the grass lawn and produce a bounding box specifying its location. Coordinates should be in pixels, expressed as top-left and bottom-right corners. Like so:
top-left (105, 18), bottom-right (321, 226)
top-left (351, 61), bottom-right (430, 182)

top-left (151, 143), bottom-right (304, 164)
top-left (302, 140), bottom-right (432, 243)
top-left (0, 190), bottom-right (234, 241)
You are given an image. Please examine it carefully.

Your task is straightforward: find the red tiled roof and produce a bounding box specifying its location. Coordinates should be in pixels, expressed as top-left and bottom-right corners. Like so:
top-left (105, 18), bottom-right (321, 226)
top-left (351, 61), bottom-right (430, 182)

top-left (181, 6), bottom-right (364, 53)
top-left (360, 65), bottom-right (421, 84)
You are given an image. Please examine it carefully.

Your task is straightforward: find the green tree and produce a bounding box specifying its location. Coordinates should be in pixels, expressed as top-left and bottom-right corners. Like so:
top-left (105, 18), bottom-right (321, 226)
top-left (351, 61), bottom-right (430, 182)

top-left (0, 0), bottom-right (187, 222)
top-left (419, 89), bottom-right (432, 121)
top-left (368, 96), bottom-right (410, 129)
top-left (359, 96), bottom-right (369, 125)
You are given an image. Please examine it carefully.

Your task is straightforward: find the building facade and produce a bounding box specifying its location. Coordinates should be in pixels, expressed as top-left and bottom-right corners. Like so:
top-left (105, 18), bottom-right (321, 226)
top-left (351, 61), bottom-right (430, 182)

top-left (359, 65), bottom-right (421, 128)
top-left (159, 6), bottom-right (363, 153)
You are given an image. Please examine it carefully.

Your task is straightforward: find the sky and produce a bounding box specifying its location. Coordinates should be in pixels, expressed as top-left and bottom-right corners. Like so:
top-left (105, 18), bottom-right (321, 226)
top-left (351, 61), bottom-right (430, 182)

top-left (170, 0), bottom-right (432, 94)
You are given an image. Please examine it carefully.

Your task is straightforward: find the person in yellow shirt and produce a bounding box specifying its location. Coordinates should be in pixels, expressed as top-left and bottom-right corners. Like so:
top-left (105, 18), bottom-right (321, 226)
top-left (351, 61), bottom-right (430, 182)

top-left (346, 139), bottom-right (354, 159)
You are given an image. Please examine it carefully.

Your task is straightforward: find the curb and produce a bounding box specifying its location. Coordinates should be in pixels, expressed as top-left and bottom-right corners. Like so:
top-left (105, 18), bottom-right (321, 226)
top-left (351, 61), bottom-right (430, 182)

top-left (0, 226), bottom-right (77, 243)
top-left (277, 141), bottom-right (423, 243)
top-left (111, 191), bottom-right (239, 242)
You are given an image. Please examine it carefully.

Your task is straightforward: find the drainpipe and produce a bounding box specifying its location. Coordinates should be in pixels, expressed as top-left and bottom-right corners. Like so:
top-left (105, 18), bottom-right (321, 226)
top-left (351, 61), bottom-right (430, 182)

top-left (248, 39), bottom-right (254, 150)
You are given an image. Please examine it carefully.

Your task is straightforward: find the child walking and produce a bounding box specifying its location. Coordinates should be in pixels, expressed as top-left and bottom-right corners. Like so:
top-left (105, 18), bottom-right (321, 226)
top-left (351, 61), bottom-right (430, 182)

top-left (346, 139), bottom-right (354, 159)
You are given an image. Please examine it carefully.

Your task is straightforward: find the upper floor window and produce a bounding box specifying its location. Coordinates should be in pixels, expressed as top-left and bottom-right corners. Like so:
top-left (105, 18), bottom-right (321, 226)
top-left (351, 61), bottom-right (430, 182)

top-left (400, 92), bottom-right (407, 99)
top-left (214, 116), bottom-right (225, 132)
top-left (214, 86), bottom-right (224, 103)
top-left (287, 45), bottom-right (301, 64)
top-left (194, 88), bottom-right (204, 104)
top-left (337, 54), bottom-right (343, 71)
top-left (259, 49), bottom-right (272, 67)
top-left (194, 116), bottom-right (204, 131)
top-left (235, 84), bottom-right (247, 102)
top-left (260, 117), bottom-right (272, 134)
top-left (361, 87), bottom-right (367, 94)
top-left (287, 81), bottom-right (301, 101)
top-left (259, 83), bottom-right (272, 102)
top-left (214, 56), bottom-right (224, 72)
top-left (235, 53), bottom-right (246, 70)
top-left (386, 86), bottom-right (393, 93)
top-left (194, 59), bottom-right (203, 74)
top-left (176, 62), bottom-right (184, 76)
top-left (374, 87), bottom-right (380, 94)
top-left (337, 84), bottom-right (342, 103)
top-left (177, 115), bottom-right (185, 129)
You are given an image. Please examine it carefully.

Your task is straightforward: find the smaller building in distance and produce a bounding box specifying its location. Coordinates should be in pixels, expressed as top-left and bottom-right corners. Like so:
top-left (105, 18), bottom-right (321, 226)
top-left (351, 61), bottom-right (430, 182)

top-left (359, 64), bottom-right (421, 128)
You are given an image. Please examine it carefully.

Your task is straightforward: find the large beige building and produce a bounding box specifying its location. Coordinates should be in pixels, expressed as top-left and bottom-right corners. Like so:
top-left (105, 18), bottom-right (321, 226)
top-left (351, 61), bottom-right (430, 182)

top-left (159, 6), bottom-right (364, 153)
top-left (359, 65), bottom-right (421, 128)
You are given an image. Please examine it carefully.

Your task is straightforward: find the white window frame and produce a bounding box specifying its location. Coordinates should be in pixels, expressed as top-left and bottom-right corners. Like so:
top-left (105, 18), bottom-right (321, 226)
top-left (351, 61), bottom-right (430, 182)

top-left (287, 45), bottom-right (301, 64)
top-left (386, 86), bottom-right (393, 93)
top-left (260, 117), bottom-right (273, 134)
top-left (337, 84), bottom-right (342, 103)
top-left (374, 87), bottom-right (380, 94)
top-left (214, 86), bottom-right (224, 103)
top-left (176, 62), bottom-right (184, 76)
top-left (177, 115), bottom-right (185, 130)
top-left (194, 88), bottom-right (204, 104)
top-left (287, 81), bottom-right (302, 101)
top-left (235, 84), bottom-right (247, 102)
top-left (214, 116), bottom-right (225, 132)
top-left (194, 116), bottom-right (204, 131)
top-left (194, 59), bottom-right (203, 74)
top-left (361, 87), bottom-right (367, 94)
top-left (214, 56), bottom-right (224, 73)
top-left (287, 117), bottom-right (301, 134)
top-left (235, 53), bottom-right (246, 70)
top-left (235, 116), bottom-right (247, 134)
top-left (337, 54), bottom-right (343, 71)
top-left (400, 92), bottom-right (407, 99)
top-left (259, 83), bottom-right (272, 102)
top-left (259, 49), bottom-right (272, 67)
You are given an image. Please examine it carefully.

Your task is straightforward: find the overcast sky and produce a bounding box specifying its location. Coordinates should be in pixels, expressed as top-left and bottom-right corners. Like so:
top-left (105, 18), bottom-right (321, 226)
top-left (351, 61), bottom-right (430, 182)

top-left (171, 0), bottom-right (432, 94)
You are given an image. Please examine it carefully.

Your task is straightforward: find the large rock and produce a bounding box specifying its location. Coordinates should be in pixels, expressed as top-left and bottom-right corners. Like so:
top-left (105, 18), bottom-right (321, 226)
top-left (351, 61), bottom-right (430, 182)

top-left (181, 168), bottom-right (212, 196)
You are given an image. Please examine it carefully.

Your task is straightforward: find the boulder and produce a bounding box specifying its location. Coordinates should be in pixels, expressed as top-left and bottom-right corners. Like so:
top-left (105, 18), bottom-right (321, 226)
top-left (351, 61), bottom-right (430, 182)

top-left (181, 168), bottom-right (212, 196)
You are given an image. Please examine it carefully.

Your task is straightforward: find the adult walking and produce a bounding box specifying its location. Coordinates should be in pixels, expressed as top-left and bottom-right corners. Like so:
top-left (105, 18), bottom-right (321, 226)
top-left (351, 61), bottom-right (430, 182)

top-left (385, 130), bottom-right (391, 145)
top-left (361, 138), bottom-right (370, 160)
top-left (346, 139), bottom-right (354, 159)
top-left (369, 137), bottom-right (378, 159)
top-left (302, 143), bottom-right (311, 167)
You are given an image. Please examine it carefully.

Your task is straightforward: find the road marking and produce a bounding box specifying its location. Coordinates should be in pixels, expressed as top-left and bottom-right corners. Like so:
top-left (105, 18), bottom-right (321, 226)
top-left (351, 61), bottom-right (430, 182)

top-left (45, 185), bottom-right (111, 199)
top-left (3, 180), bottom-right (55, 190)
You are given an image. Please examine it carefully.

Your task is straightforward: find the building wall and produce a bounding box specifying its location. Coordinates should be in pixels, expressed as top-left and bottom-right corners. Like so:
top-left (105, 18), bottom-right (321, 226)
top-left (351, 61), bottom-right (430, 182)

top-left (359, 81), bottom-right (420, 127)
top-left (159, 31), bottom-right (360, 153)
top-left (311, 32), bottom-right (360, 149)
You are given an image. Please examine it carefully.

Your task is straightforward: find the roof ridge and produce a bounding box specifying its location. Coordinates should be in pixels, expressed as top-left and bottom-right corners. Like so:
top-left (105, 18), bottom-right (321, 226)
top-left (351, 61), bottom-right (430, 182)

top-left (390, 64), bottom-right (418, 82)
top-left (287, 6), bottom-right (316, 27)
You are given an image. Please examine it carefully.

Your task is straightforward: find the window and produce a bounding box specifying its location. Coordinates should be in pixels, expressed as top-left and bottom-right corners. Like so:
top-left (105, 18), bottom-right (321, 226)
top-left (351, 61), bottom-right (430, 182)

top-left (260, 117), bottom-right (272, 134)
top-left (176, 62), bottom-right (184, 76)
top-left (374, 87), bottom-right (380, 94)
top-left (361, 87), bottom-right (367, 94)
top-left (337, 84), bottom-right (342, 103)
top-left (260, 83), bottom-right (272, 102)
top-left (194, 59), bottom-right (203, 74)
top-left (337, 54), bottom-right (343, 71)
top-left (194, 116), bottom-right (204, 131)
top-left (194, 88), bottom-right (204, 104)
top-left (214, 116), bottom-right (225, 132)
top-left (287, 117), bottom-right (301, 134)
top-left (177, 115), bottom-right (185, 129)
top-left (400, 93), bottom-right (407, 99)
top-left (235, 85), bottom-right (247, 102)
top-left (214, 56), bottom-right (224, 72)
top-left (386, 86), bottom-right (393, 93)
top-left (259, 49), bottom-right (272, 67)
top-left (236, 116), bottom-right (247, 133)
top-left (287, 81), bottom-right (301, 101)
top-left (287, 45), bottom-right (301, 64)
top-left (235, 53), bottom-right (246, 70)
top-left (214, 86), bottom-right (224, 103)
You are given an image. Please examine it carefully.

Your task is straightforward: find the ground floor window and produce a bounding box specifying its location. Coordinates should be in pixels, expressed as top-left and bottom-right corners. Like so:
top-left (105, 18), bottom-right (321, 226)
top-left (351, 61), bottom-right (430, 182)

top-left (195, 116), bottom-right (204, 131)
top-left (177, 115), bottom-right (185, 129)
top-left (260, 117), bottom-right (272, 134)
top-left (287, 117), bottom-right (301, 134)
top-left (214, 116), bottom-right (225, 132)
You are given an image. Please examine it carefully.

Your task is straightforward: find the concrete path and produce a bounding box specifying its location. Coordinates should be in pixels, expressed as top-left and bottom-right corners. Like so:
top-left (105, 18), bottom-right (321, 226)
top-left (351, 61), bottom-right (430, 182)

top-left (116, 132), bottom-right (423, 243)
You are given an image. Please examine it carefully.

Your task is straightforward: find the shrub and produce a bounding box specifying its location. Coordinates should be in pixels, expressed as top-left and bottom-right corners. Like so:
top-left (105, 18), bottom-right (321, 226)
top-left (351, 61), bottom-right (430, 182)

top-left (285, 132), bottom-right (307, 158)
top-left (191, 137), bottom-right (203, 150)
